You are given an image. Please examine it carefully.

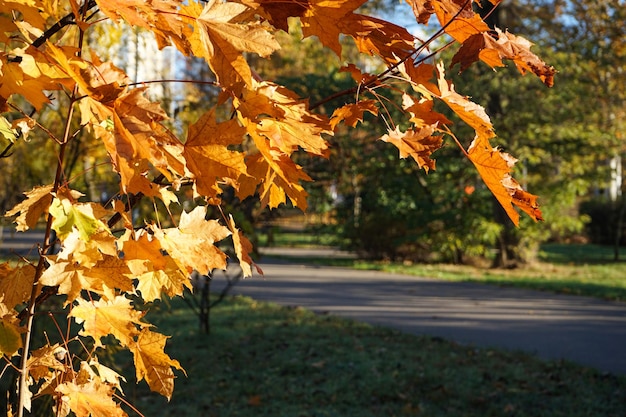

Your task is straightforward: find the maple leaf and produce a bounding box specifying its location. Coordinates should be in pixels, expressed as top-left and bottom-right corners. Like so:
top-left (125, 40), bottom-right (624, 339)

top-left (235, 0), bottom-right (308, 32)
top-left (238, 142), bottom-right (312, 210)
top-left (402, 94), bottom-right (452, 128)
top-left (120, 231), bottom-right (189, 302)
top-left (70, 297), bottom-right (145, 347)
top-left (467, 135), bottom-right (542, 226)
top-left (184, 0), bottom-right (280, 89)
top-left (0, 263), bottom-right (36, 310)
top-left (380, 126), bottom-right (443, 173)
top-left (330, 100), bottom-right (379, 130)
top-left (49, 189), bottom-right (111, 241)
top-left (452, 28), bottom-right (556, 87)
top-left (56, 380), bottom-right (127, 417)
top-left (236, 81), bottom-right (331, 157)
top-left (341, 14), bottom-right (416, 64)
top-left (400, 61), bottom-right (441, 99)
top-left (436, 62), bottom-right (495, 140)
top-left (95, 0), bottom-right (192, 52)
top-left (0, 312), bottom-right (23, 357)
top-left (404, 0), bottom-right (436, 24)
top-left (227, 214), bottom-right (262, 277)
top-left (130, 328), bottom-right (183, 400)
top-left (300, 0), bottom-right (367, 57)
top-left (27, 343), bottom-right (67, 382)
top-left (39, 257), bottom-right (95, 304)
top-left (151, 206), bottom-right (230, 276)
top-left (183, 108), bottom-right (248, 199)
top-left (431, 0), bottom-right (490, 43)
top-left (5, 184), bottom-right (54, 232)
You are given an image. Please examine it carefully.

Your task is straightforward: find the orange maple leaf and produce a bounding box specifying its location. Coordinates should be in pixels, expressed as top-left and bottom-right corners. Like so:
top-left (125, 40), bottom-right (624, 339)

top-left (380, 126), bottom-right (443, 173)
top-left (300, 0), bottom-right (367, 57)
top-left (467, 136), bottom-right (542, 226)
top-left (436, 62), bottom-right (494, 140)
top-left (452, 28), bottom-right (556, 87)
top-left (227, 215), bottom-right (262, 277)
top-left (330, 100), bottom-right (379, 130)
top-left (183, 108), bottom-right (248, 199)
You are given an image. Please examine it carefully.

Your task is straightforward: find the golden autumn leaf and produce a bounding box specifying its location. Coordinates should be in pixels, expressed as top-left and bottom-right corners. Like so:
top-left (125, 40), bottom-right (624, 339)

top-left (431, 0), bottom-right (490, 43)
top-left (39, 258), bottom-right (96, 304)
top-left (236, 81), bottom-right (331, 157)
top-left (56, 379), bottom-right (127, 417)
top-left (27, 343), bottom-right (67, 382)
top-left (120, 231), bottom-right (189, 301)
top-left (151, 206), bottom-right (230, 276)
top-left (380, 126), bottom-right (443, 173)
top-left (0, 263), bottom-right (36, 310)
top-left (5, 184), bottom-right (54, 231)
top-left (185, 0), bottom-right (280, 89)
top-left (238, 143), bottom-right (312, 210)
top-left (70, 297), bottom-right (145, 347)
top-left (183, 108), bottom-right (248, 198)
top-left (130, 328), bottom-right (183, 400)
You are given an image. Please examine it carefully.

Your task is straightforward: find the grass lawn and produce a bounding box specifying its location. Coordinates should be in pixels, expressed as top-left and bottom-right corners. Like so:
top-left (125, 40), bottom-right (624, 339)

top-left (258, 230), bottom-right (626, 301)
top-left (123, 295), bottom-right (626, 417)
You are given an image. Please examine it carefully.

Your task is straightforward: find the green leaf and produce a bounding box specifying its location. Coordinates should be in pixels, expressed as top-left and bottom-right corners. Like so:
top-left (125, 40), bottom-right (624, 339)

top-left (0, 318), bottom-right (22, 357)
top-left (0, 116), bottom-right (18, 142)
top-left (49, 197), bottom-right (106, 241)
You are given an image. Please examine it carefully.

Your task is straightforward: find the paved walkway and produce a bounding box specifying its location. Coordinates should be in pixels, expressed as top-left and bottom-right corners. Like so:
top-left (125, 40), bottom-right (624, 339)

top-left (215, 249), bottom-right (626, 376)
top-left (3, 232), bottom-right (625, 375)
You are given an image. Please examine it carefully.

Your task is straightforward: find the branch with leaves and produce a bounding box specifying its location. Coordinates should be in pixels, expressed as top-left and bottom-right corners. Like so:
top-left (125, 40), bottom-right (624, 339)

top-left (0, 0), bottom-right (553, 415)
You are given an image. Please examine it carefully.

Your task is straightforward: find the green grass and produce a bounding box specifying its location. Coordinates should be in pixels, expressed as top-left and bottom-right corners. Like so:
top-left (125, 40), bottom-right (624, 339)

top-left (259, 241), bottom-right (626, 302)
top-left (123, 296), bottom-right (626, 417)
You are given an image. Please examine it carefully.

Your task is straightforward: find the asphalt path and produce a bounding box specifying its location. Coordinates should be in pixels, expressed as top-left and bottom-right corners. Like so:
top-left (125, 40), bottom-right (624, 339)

top-left (213, 249), bottom-right (626, 376)
top-left (3, 232), bottom-right (625, 375)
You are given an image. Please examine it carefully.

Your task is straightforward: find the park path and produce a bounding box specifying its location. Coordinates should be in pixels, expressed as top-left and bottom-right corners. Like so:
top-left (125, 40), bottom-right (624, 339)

top-left (2, 232), bottom-right (625, 375)
top-left (213, 248), bottom-right (626, 376)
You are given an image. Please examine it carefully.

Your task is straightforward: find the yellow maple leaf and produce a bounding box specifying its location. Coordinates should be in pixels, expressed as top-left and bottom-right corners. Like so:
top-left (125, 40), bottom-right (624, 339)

top-left (151, 206), bottom-right (230, 276)
top-left (5, 184), bottom-right (54, 231)
top-left (56, 379), bottom-right (127, 417)
top-left (130, 328), bottom-right (184, 400)
top-left (120, 231), bottom-right (189, 301)
top-left (70, 296), bottom-right (145, 347)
